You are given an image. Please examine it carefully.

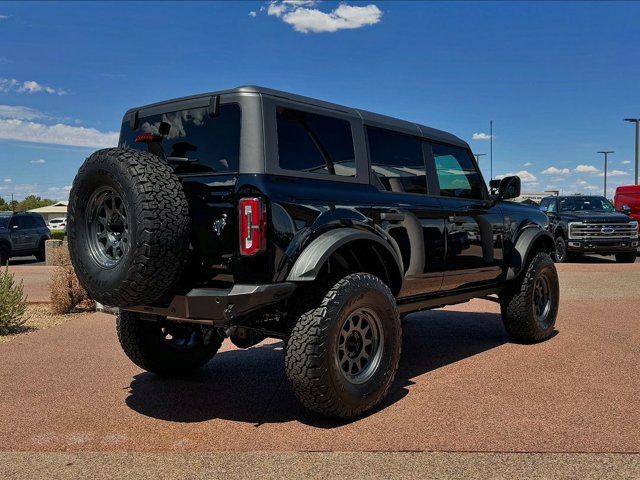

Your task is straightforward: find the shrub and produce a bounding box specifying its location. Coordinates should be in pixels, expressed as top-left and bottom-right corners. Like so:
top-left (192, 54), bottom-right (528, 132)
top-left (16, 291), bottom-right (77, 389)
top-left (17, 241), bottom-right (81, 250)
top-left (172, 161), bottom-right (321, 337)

top-left (50, 229), bottom-right (66, 241)
top-left (0, 266), bottom-right (28, 334)
top-left (50, 247), bottom-right (95, 314)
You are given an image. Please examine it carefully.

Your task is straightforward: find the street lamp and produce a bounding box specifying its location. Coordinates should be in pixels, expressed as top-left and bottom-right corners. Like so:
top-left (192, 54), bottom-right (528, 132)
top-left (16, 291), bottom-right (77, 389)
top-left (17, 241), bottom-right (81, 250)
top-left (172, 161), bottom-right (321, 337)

top-left (474, 153), bottom-right (486, 163)
top-left (624, 118), bottom-right (639, 185)
top-left (597, 151), bottom-right (614, 198)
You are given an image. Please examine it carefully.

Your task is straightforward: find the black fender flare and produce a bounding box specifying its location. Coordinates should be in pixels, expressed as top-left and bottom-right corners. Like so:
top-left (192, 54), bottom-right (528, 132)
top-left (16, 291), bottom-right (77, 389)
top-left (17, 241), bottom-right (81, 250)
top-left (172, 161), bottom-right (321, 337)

top-left (506, 227), bottom-right (555, 281)
top-left (286, 227), bottom-right (404, 283)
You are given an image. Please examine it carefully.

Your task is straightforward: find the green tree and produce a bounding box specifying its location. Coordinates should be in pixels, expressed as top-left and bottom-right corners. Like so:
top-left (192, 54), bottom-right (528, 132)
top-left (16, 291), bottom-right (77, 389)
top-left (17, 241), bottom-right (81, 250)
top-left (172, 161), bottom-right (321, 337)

top-left (15, 195), bottom-right (55, 212)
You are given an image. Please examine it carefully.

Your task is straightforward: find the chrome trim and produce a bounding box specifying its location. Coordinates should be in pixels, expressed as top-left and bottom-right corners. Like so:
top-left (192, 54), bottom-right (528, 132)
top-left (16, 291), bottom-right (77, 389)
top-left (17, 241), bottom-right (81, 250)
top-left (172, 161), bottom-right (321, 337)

top-left (568, 221), bottom-right (639, 240)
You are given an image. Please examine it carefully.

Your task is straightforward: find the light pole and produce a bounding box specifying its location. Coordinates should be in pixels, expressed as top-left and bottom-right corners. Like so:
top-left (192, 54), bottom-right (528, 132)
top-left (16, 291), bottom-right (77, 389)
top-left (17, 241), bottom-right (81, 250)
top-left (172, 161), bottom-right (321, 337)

top-left (598, 150), bottom-right (614, 198)
top-left (474, 153), bottom-right (486, 163)
top-left (624, 118), bottom-right (639, 185)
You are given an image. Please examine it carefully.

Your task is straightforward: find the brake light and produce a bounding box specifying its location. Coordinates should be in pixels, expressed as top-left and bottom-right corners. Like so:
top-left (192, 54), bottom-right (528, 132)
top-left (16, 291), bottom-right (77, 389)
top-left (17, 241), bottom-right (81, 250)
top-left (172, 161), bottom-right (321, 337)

top-left (239, 197), bottom-right (267, 255)
top-left (135, 132), bottom-right (163, 143)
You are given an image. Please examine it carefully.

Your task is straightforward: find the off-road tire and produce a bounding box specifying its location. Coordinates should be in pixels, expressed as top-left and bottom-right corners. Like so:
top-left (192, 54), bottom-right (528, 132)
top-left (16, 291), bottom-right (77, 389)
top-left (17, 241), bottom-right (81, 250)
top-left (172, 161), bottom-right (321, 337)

top-left (500, 252), bottom-right (559, 343)
top-left (615, 251), bottom-right (637, 263)
top-left (553, 236), bottom-right (571, 263)
top-left (285, 273), bottom-right (401, 419)
top-left (116, 310), bottom-right (223, 376)
top-left (67, 148), bottom-right (190, 307)
top-left (0, 244), bottom-right (9, 264)
top-left (35, 240), bottom-right (46, 262)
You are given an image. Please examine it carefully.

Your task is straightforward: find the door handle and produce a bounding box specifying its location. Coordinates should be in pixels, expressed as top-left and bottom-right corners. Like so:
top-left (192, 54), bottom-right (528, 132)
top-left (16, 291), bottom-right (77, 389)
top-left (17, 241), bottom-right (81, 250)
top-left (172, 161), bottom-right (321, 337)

top-left (380, 212), bottom-right (405, 223)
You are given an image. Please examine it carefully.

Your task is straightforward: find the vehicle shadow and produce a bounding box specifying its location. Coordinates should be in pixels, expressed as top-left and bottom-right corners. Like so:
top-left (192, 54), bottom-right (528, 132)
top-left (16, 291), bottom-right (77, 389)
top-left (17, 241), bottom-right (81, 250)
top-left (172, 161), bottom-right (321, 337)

top-left (125, 309), bottom-right (516, 427)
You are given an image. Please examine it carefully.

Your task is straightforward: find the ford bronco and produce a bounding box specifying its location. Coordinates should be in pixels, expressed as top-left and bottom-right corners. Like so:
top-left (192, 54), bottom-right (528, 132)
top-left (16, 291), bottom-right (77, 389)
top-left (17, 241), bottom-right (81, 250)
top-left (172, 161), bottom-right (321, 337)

top-left (68, 86), bottom-right (560, 418)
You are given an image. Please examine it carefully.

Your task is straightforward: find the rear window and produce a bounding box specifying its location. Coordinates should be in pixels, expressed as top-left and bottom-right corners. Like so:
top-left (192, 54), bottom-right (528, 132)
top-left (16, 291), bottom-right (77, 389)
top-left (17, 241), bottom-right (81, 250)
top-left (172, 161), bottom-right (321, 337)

top-left (119, 103), bottom-right (241, 174)
top-left (276, 107), bottom-right (355, 176)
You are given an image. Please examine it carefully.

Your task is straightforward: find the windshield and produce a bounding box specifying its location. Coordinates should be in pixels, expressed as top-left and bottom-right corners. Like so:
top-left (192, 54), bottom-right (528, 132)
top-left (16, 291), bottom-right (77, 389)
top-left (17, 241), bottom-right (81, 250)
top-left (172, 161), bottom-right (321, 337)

top-left (559, 196), bottom-right (616, 213)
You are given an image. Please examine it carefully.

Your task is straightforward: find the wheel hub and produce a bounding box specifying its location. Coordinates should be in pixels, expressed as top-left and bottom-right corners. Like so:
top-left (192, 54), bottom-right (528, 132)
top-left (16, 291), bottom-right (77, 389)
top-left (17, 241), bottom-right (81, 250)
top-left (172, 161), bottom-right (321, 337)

top-left (336, 307), bottom-right (384, 385)
top-left (86, 187), bottom-right (130, 268)
top-left (533, 274), bottom-right (552, 326)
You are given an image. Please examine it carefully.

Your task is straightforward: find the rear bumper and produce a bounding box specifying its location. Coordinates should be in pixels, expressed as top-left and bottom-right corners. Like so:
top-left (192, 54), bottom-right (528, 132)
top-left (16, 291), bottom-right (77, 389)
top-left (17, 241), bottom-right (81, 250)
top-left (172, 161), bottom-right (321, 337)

top-left (566, 238), bottom-right (638, 253)
top-left (126, 283), bottom-right (296, 327)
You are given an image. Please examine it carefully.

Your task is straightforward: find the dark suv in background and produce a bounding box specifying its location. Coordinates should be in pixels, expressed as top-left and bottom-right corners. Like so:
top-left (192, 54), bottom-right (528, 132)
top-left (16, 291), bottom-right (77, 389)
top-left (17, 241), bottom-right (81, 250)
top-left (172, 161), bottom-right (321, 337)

top-left (0, 212), bottom-right (51, 263)
top-left (540, 195), bottom-right (638, 263)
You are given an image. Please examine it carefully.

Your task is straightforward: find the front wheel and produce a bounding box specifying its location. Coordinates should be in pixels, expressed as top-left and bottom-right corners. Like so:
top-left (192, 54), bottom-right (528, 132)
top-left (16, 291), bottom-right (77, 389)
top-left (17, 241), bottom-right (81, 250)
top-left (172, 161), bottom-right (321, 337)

top-left (553, 236), bottom-right (571, 263)
top-left (285, 273), bottom-right (401, 419)
top-left (500, 252), bottom-right (559, 343)
top-left (116, 311), bottom-right (224, 376)
top-left (615, 251), bottom-right (637, 263)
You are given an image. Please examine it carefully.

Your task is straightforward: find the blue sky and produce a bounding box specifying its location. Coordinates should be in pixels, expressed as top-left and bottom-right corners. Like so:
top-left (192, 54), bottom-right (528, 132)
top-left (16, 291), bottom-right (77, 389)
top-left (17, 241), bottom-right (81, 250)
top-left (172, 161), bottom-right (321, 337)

top-left (1, 1), bottom-right (639, 200)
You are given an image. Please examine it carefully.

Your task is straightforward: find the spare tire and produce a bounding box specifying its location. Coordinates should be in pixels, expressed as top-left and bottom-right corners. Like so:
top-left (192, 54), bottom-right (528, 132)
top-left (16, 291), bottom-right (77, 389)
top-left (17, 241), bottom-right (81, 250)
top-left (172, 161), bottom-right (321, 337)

top-left (67, 148), bottom-right (190, 307)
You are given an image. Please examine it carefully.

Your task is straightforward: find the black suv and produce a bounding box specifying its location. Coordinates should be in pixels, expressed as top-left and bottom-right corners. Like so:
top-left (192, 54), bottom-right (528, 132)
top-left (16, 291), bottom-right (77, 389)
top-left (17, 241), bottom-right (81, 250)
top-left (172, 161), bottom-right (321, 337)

top-left (68, 86), bottom-right (559, 418)
top-left (540, 195), bottom-right (638, 263)
top-left (0, 212), bottom-right (50, 263)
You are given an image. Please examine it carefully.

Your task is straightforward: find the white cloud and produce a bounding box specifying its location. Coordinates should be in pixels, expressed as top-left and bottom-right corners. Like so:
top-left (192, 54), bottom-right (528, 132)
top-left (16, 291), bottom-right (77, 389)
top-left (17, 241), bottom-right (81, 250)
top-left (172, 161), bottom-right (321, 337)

top-left (621, 160), bottom-right (631, 165)
top-left (541, 166), bottom-right (570, 175)
top-left (574, 164), bottom-right (599, 173)
top-left (598, 169), bottom-right (629, 177)
top-left (30, 159), bottom-right (46, 164)
top-left (0, 78), bottom-right (66, 95)
top-left (4, 178), bottom-right (11, 182)
top-left (249, 10), bottom-right (257, 17)
top-left (495, 170), bottom-right (537, 183)
top-left (523, 162), bottom-right (533, 167)
top-left (0, 118), bottom-right (118, 148)
top-left (0, 14), bottom-right (10, 20)
top-left (267, 1), bottom-right (382, 33)
top-left (472, 132), bottom-right (493, 140)
top-left (0, 104), bottom-right (44, 120)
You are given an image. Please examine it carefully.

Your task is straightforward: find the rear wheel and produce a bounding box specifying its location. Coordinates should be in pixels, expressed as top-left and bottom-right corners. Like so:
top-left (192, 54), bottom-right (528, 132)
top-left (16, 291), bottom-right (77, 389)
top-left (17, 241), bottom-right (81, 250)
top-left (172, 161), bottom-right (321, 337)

top-left (0, 244), bottom-right (9, 265)
top-left (116, 311), bottom-right (224, 376)
top-left (35, 240), bottom-right (46, 262)
top-left (500, 252), bottom-right (559, 343)
top-left (615, 251), bottom-right (637, 263)
top-left (285, 273), bottom-right (401, 419)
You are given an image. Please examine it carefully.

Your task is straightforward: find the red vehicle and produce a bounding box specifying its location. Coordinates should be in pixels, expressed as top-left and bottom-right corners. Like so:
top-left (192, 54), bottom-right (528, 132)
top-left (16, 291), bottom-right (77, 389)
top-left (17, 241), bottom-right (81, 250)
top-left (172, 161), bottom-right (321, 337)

top-left (614, 185), bottom-right (640, 222)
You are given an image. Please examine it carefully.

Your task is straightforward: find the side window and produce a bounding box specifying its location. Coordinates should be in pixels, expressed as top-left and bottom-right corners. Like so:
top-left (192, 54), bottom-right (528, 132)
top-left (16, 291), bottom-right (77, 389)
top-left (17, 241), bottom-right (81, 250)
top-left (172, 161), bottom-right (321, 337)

top-left (540, 198), bottom-right (550, 210)
top-left (547, 200), bottom-right (557, 213)
top-left (276, 107), bottom-right (355, 177)
top-left (366, 126), bottom-right (427, 194)
top-left (431, 143), bottom-right (484, 199)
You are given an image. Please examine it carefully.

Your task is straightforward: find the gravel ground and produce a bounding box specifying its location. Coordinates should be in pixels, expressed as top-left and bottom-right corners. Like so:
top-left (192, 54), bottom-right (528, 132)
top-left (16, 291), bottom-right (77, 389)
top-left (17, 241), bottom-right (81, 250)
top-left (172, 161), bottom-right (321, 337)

top-left (0, 305), bottom-right (89, 344)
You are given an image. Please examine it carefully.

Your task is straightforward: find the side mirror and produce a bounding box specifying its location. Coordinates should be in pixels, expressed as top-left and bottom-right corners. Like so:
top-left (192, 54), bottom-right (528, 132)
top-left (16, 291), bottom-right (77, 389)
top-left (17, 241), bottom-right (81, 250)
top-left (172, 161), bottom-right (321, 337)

top-left (620, 204), bottom-right (632, 215)
top-left (497, 175), bottom-right (521, 200)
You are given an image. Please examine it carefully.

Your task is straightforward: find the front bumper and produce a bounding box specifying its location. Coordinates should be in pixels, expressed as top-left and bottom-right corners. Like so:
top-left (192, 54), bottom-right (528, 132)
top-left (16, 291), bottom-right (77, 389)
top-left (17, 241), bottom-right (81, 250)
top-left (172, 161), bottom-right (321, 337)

top-left (126, 283), bottom-right (297, 327)
top-left (566, 238), bottom-right (638, 253)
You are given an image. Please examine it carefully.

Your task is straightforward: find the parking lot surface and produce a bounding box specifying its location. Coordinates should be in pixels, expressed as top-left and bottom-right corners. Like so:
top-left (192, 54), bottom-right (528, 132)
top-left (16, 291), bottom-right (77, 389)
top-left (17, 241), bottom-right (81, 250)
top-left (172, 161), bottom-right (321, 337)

top-left (1, 258), bottom-right (638, 457)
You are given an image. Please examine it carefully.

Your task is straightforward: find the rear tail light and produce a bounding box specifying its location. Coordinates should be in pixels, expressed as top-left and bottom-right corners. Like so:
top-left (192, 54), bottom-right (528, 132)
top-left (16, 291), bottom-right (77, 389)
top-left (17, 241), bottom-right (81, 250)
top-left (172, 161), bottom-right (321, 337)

top-left (239, 197), bottom-right (267, 255)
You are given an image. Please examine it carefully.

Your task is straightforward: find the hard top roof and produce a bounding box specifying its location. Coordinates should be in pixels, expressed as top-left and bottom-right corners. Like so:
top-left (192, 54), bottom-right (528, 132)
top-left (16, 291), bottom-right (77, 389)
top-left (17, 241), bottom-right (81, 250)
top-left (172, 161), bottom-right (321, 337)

top-left (124, 85), bottom-right (468, 148)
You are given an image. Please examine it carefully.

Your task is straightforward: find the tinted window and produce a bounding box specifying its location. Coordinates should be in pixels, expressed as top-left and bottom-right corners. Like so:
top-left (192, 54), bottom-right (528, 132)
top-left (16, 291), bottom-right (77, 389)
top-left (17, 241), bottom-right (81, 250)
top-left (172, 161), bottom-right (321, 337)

top-left (119, 104), bottom-right (241, 174)
top-left (547, 200), bottom-right (557, 213)
top-left (0, 217), bottom-right (8, 228)
top-left (432, 143), bottom-right (483, 199)
top-left (22, 216), bottom-right (38, 228)
top-left (367, 127), bottom-right (427, 194)
top-left (276, 108), bottom-right (355, 176)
